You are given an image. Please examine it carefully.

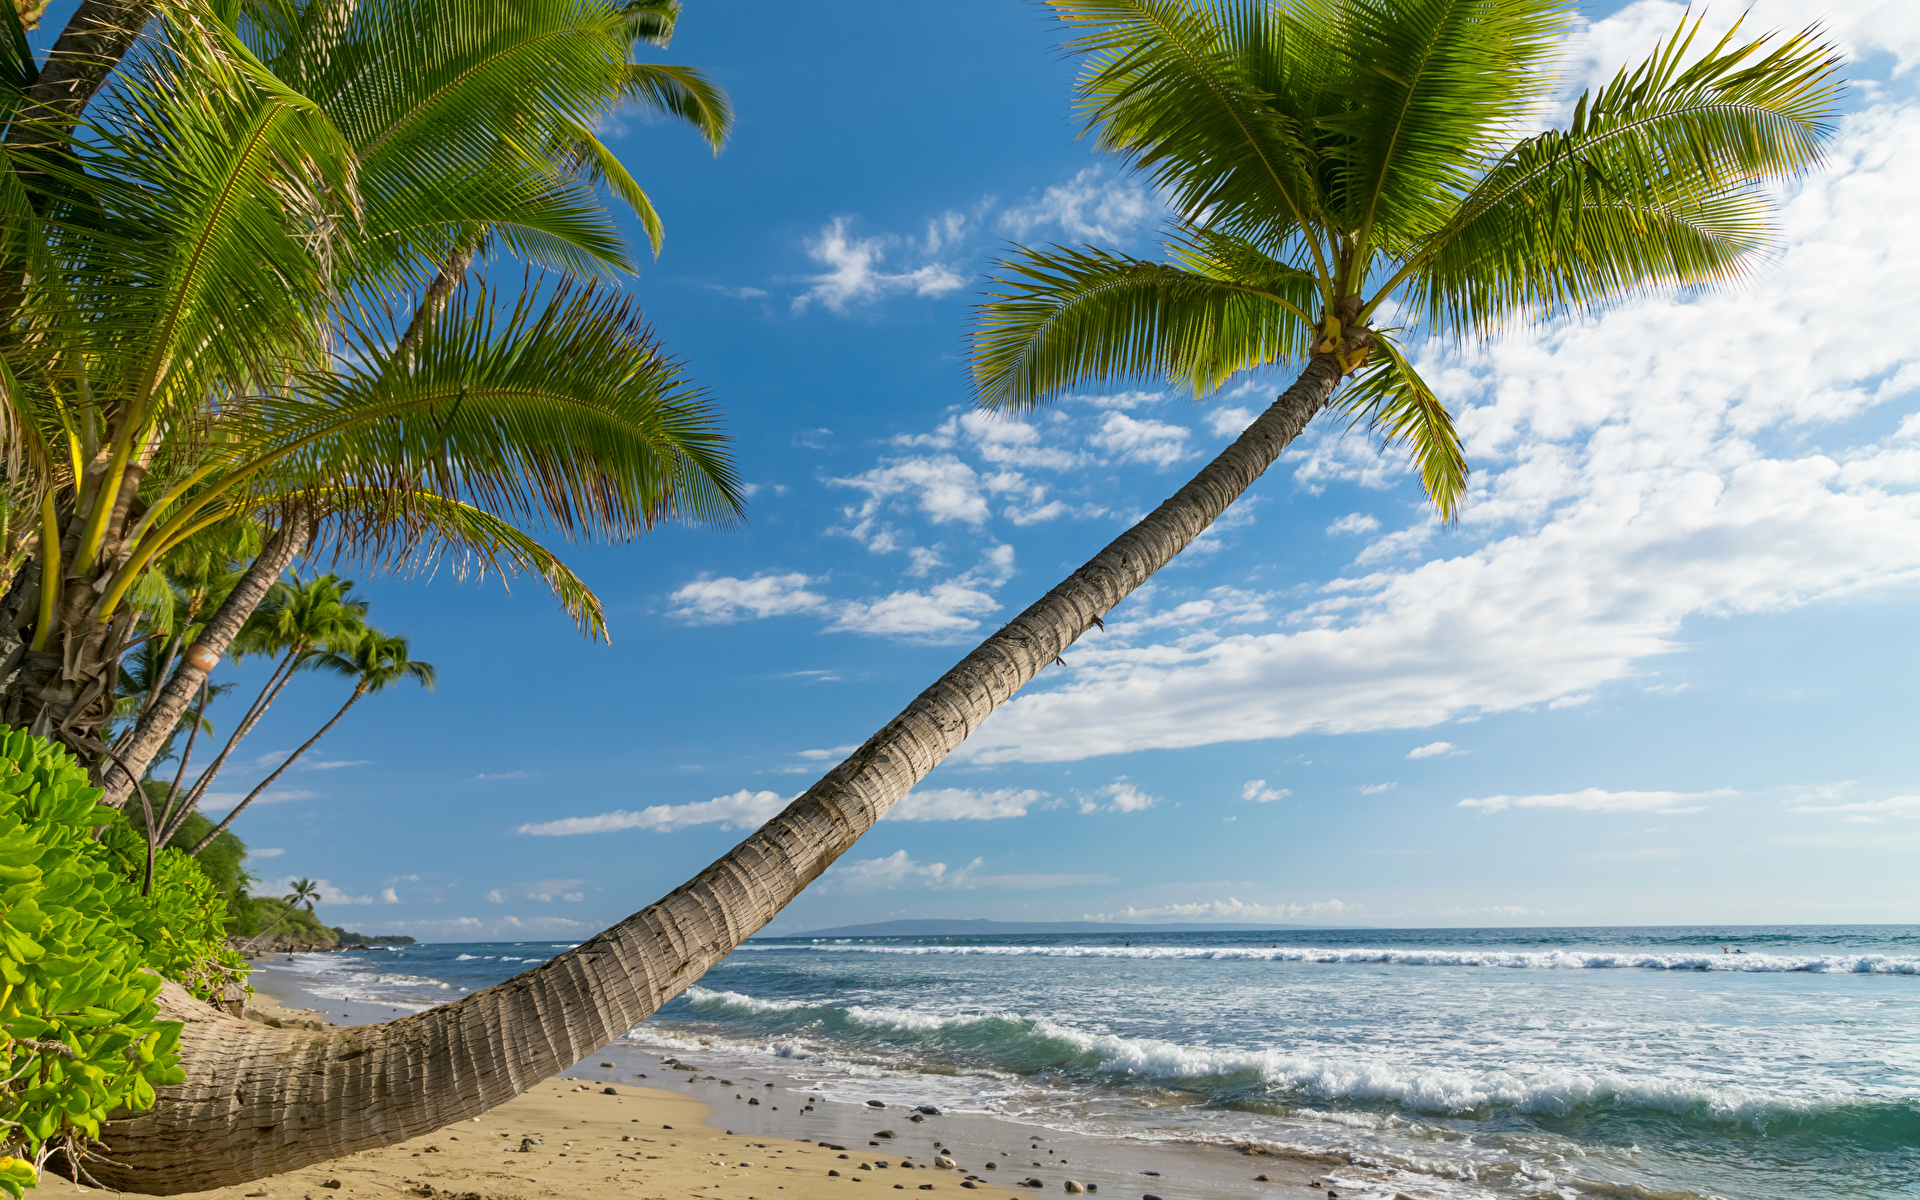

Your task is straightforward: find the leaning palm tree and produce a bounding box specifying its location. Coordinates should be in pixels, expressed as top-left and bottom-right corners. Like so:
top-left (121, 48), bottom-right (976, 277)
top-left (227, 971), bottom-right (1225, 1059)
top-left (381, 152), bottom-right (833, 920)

top-left (0, 0), bottom-right (738, 797)
top-left (184, 627), bottom-right (434, 851)
top-left (92, 2), bottom-right (1841, 1192)
top-left (240, 877), bottom-right (323, 952)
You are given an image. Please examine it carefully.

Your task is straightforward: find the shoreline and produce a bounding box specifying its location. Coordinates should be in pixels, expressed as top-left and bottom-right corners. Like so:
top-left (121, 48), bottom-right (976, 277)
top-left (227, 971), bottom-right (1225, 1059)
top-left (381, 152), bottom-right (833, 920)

top-left (230, 959), bottom-right (1346, 1200)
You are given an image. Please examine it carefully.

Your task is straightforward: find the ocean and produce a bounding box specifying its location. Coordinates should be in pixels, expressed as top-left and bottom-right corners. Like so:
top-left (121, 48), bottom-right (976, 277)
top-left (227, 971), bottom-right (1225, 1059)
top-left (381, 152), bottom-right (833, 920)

top-left (266, 924), bottom-right (1919, 1199)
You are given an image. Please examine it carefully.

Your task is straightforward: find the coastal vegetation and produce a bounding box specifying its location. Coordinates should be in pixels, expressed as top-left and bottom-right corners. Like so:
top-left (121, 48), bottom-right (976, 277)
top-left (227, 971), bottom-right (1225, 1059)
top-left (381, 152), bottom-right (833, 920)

top-left (0, 0), bottom-right (1848, 1196)
top-left (0, 0), bottom-right (741, 814)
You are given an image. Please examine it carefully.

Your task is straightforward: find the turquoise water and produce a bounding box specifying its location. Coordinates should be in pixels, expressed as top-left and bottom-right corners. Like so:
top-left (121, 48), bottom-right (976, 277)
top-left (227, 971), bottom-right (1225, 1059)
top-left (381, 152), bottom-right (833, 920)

top-left (287, 925), bottom-right (1919, 1199)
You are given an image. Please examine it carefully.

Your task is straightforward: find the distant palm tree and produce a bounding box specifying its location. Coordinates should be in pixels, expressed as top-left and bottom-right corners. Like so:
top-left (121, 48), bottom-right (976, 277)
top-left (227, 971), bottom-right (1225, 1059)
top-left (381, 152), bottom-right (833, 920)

top-left (243, 877), bottom-right (324, 952)
top-left (188, 630), bottom-right (435, 852)
top-left (172, 574), bottom-right (371, 819)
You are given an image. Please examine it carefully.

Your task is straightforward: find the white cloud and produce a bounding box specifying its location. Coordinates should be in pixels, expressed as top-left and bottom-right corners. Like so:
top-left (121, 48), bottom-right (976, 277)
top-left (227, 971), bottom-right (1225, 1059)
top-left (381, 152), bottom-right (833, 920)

top-left (1078, 389), bottom-right (1165, 410)
top-left (1079, 779), bottom-right (1158, 814)
top-left (1327, 513), bottom-right (1382, 536)
top-left (887, 787), bottom-right (1044, 821)
top-left (1086, 897), bottom-right (1356, 923)
top-left (517, 789), bottom-right (791, 836)
top-left (999, 166), bottom-right (1155, 242)
top-left (953, 102), bottom-right (1920, 765)
top-left (200, 788), bottom-right (318, 813)
top-left (1407, 741), bottom-right (1456, 759)
top-left (821, 850), bottom-right (1112, 893)
top-left (1358, 782), bottom-right (1397, 795)
top-left (1787, 794), bottom-right (1920, 822)
top-left (1241, 780), bottom-right (1291, 803)
top-left (248, 847), bottom-right (285, 859)
top-left (1460, 788), bottom-right (1736, 815)
top-left (669, 572), bottom-right (828, 623)
top-left (257, 876), bottom-right (371, 906)
top-left (1089, 413), bottom-right (1192, 468)
top-left (476, 770), bottom-right (532, 781)
top-left (380, 887), bottom-right (400, 904)
top-left (798, 743), bottom-right (861, 761)
top-left (1206, 406), bottom-right (1258, 437)
top-left (824, 581), bottom-right (999, 637)
top-left (792, 216), bottom-right (966, 314)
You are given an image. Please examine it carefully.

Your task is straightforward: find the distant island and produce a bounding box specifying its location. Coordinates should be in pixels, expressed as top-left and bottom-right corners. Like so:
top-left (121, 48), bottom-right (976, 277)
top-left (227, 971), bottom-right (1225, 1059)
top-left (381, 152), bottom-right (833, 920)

top-left (763, 918), bottom-right (1347, 939)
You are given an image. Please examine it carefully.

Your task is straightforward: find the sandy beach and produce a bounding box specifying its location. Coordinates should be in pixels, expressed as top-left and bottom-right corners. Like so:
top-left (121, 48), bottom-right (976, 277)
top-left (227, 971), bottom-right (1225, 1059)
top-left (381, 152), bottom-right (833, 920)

top-left (118, 968), bottom-right (1337, 1200)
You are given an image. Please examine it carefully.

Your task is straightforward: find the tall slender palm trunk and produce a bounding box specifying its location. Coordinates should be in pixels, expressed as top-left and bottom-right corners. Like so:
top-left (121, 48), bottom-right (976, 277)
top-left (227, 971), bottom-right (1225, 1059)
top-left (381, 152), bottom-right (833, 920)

top-left (92, 354), bottom-right (1348, 1194)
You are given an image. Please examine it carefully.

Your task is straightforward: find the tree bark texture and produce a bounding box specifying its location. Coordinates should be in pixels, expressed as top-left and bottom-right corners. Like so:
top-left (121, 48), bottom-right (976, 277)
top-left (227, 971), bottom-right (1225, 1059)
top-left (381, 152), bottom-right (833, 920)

top-left (8, 0), bottom-right (157, 139)
top-left (90, 356), bottom-right (1347, 1194)
top-left (100, 512), bottom-right (311, 807)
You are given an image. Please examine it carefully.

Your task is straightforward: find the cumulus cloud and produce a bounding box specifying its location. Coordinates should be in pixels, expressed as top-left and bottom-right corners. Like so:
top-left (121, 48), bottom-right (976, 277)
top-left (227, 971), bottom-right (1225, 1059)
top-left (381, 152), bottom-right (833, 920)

top-left (820, 850), bottom-right (1112, 893)
top-left (518, 789), bottom-right (791, 835)
top-left (1241, 780), bottom-right (1291, 803)
top-left (1327, 513), bottom-right (1382, 536)
top-left (1090, 413), bottom-right (1192, 468)
top-left (1206, 406), bottom-right (1258, 437)
top-left (200, 788), bottom-right (317, 811)
top-left (669, 572), bottom-right (828, 623)
top-left (953, 101), bottom-right (1920, 765)
top-left (1079, 779), bottom-right (1158, 813)
top-left (257, 876), bottom-right (371, 906)
top-left (887, 787), bottom-right (1044, 821)
top-left (791, 217), bottom-right (966, 313)
top-left (248, 847), bottom-right (285, 859)
top-left (1459, 788), bottom-right (1736, 815)
top-left (999, 166), bottom-right (1155, 242)
top-left (1085, 897), bottom-right (1356, 923)
top-left (1407, 741), bottom-right (1456, 758)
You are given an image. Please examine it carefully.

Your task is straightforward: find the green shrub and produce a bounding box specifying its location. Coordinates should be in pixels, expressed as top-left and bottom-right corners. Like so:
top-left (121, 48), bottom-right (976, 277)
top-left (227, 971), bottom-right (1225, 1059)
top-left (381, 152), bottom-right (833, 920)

top-left (0, 727), bottom-right (249, 1193)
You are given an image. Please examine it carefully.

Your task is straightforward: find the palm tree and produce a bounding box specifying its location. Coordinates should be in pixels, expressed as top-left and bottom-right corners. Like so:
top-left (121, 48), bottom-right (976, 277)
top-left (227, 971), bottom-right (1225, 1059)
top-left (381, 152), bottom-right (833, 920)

top-left (88, 4), bottom-right (1842, 1193)
top-left (241, 877), bottom-right (323, 952)
top-left (0, 0), bottom-right (740, 800)
top-left (185, 628), bottom-right (434, 852)
top-left (174, 574), bottom-right (370, 805)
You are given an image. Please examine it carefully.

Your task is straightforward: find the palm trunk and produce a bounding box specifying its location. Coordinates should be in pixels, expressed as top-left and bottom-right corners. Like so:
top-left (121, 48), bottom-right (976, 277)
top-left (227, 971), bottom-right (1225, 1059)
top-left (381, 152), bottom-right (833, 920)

top-left (184, 686), bottom-right (365, 852)
top-left (90, 355), bottom-right (1346, 1194)
top-left (102, 512), bottom-right (310, 808)
top-left (171, 651), bottom-right (302, 817)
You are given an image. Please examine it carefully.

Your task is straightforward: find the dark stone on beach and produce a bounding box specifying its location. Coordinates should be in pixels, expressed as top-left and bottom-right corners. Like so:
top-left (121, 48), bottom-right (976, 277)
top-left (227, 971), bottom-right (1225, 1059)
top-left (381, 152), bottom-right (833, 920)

top-left (869, 1100), bottom-right (888, 1107)
top-left (661, 1125), bottom-right (672, 1130)
top-left (602, 1087), bottom-right (618, 1095)
top-left (910, 1114), bottom-right (925, 1122)
top-left (1255, 1175), bottom-right (1272, 1182)
top-left (1143, 1195), bottom-right (1163, 1200)
top-left (985, 1163), bottom-right (996, 1170)
top-left (876, 1130), bottom-right (897, 1138)
top-left (917, 1105), bottom-right (941, 1115)
top-left (918, 1187), bottom-right (934, 1192)
top-left (829, 1170), bottom-right (841, 1177)
top-left (960, 1184), bottom-right (976, 1190)
top-left (321, 1182), bottom-right (341, 1190)
top-left (1140, 1172), bottom-right (1159, 1177)
top-left (750, 1098), bottom-right (761, 1105)
top-left (599, 1062), bottom-right (613, 1068)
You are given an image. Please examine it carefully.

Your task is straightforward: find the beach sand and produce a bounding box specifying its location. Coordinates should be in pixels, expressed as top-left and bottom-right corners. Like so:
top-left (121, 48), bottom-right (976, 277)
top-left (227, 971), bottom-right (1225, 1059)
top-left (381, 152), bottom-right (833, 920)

top-left (110, 968), bottom-right (1339, 1200)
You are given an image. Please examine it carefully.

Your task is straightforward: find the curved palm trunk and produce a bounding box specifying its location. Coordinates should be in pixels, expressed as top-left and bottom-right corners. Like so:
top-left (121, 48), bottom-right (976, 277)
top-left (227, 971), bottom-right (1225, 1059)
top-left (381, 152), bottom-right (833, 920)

top-left (91, 355), bottom-right (1346, 1194)
top-left (185, 686), bottom-right (366, 851)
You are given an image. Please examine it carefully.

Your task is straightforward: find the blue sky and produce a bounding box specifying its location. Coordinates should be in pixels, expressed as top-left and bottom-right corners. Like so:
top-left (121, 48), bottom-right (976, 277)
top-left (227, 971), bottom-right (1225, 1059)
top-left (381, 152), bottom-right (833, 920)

top-left (156, 1), bottom-right (1920, 939)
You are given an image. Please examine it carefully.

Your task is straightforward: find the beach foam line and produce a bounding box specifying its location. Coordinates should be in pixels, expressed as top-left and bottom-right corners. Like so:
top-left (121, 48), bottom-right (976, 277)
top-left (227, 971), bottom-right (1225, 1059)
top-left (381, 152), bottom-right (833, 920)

top-left (664, 987), bottom-right (1918, 1133)
top-left (741, 943), bottom-right (1920, 974)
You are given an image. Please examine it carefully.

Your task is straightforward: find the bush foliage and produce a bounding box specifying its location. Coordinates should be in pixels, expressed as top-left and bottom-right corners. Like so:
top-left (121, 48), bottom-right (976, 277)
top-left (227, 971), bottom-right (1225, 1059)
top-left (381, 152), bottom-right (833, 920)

top-left (0, 728), bottom-right (248, 1192)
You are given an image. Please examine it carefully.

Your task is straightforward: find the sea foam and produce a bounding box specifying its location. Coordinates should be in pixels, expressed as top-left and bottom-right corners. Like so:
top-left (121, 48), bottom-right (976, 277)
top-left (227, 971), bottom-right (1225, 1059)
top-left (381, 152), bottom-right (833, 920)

top-left (746, 942), bottom-right (1920, 974)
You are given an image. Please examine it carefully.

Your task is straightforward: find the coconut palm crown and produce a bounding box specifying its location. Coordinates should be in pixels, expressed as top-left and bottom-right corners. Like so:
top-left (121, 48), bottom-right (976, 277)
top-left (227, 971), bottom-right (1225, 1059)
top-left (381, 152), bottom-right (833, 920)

top-left (975, 0), bottom-right (1841, 515)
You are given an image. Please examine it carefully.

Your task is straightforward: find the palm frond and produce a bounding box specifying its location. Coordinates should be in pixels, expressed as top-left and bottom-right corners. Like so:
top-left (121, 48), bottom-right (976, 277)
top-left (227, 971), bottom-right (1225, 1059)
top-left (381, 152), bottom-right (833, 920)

top-left (620, 62), bottom-right (731, 151)
top-left (1330, 331), bottom-right (1466, 519)
top-left (1309, 0), bottom-right (1571, 260)
top-left (1405, 13), bottom-right (1841, 332)
top-left (973, 241), bottom-right (1319, 410)
top-left (303, 487), bottom-right (608, 640)
top-left (1050, 0), bottom-right (1330, 275)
